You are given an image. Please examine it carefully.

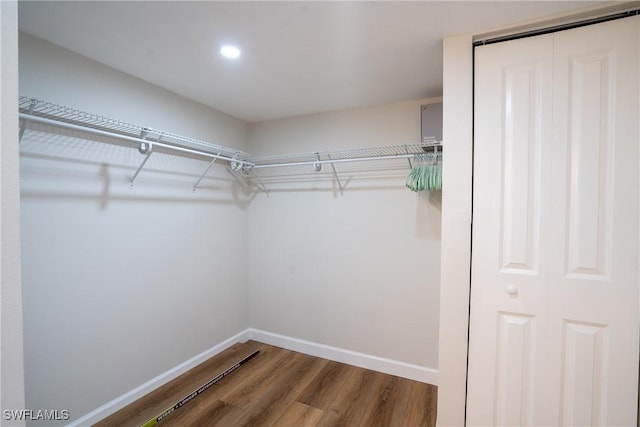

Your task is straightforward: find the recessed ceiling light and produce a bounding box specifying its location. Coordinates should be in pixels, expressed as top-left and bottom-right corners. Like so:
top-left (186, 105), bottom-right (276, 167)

top-left (220, 45), bottom-right (241, 59)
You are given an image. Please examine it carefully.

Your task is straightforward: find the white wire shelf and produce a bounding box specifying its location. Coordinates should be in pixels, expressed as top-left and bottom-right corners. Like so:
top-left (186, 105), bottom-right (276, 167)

top-left (19, 96), bottom-right (442, 194)
top-left (252, 144), bottom-right (433, 166)
top-left (19, 96), bottom-right (251, 162)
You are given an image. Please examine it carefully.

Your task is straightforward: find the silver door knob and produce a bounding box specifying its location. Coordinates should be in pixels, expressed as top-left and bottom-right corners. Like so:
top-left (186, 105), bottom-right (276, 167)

top-left (505, 284), bottom-right (518, 296)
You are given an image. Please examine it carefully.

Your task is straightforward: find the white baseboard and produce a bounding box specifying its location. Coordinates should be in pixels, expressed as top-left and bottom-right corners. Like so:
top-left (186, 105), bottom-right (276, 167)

top-left (248, 328), bottom-right (438, 386)
top-left (68, 329), bottom-right (252, 427)
top-left (73, 328), bottom-right (438, 426)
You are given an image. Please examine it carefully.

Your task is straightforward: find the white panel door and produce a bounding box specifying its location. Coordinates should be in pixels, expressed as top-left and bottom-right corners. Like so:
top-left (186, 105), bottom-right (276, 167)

top-left (469, 32), bottom-right (554, 427)
top-left (468, 16), bottom-right (639, 427)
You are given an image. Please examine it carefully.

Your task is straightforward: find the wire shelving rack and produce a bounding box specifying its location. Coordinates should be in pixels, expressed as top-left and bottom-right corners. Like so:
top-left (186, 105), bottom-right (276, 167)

top-left (19, 96), bottom-right (442, 194)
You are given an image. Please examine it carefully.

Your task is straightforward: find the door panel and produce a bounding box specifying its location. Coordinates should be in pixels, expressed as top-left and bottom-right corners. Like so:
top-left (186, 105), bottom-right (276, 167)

top-left (469, 16), bottom-right (639, 427)
top-left (468, 33), bottom-right (553, 426)
top-left (501, 64), bottom-right (543, 275)
top-left (564, 52), bottom-right (613, 277)
top-left (550, 17), bottom-right (639, 426)
top-left (559, 320), bottom-right (608, 426)
top-left (494, 312), bottom-right (536, 426)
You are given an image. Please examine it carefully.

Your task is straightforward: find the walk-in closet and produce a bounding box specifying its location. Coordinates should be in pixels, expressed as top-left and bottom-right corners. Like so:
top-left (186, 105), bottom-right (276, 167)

top-left (1, 1), bottom-right (638, 426)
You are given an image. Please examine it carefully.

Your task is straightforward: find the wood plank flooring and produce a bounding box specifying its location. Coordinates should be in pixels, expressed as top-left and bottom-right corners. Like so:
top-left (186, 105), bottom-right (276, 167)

top-left (95, 341), bottom-right (437, 427)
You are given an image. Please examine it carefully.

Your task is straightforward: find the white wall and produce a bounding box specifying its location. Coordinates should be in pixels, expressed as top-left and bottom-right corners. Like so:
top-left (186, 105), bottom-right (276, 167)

top-left (18, 33), bottom-right (250, 425)
top-left (1, 2), bottom-right (27, 426)
top-left (247, 99), bottom-right (442, 372)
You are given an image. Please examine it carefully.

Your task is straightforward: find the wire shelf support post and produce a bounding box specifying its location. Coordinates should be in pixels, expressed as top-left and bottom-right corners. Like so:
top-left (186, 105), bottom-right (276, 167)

top-left (130, 129), bottom-right (156, 187)
top-left (19, 98), bottom-right (36, 142)
top-left (192, 152), bottom-right (222, 192)
top-left (326, 154), bottom-right (344, 196)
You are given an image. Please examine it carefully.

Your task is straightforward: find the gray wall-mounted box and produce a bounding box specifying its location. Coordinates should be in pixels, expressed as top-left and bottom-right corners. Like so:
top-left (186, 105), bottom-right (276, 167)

top-left (421, 102), bottom-right (443, 143)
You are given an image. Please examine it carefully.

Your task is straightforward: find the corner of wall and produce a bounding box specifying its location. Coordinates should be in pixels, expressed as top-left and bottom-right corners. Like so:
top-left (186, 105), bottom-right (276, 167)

top-left (1, 0), bottom-right (27, 422)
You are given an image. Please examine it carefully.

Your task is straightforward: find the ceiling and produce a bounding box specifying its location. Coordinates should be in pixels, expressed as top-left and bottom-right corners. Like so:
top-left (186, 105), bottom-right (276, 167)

top-left (18, 1), bottom-right (603, 123)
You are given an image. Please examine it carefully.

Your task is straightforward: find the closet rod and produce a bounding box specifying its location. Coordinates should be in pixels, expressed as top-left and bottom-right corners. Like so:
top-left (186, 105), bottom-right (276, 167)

top-left (19, 113), bottom-right (255, 167)
top-left (252, 151), bottom-right (439, 169)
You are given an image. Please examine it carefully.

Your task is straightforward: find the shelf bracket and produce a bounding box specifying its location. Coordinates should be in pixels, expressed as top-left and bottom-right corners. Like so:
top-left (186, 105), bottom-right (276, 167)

top-left (228, 165), bottom-right (268, 195)
top-left (313, 152), bottom-right (322, 172)
top-left (227, 167), bottom-right (248, 187)
top-left (405, 146), bottom-right (413, 169)
top-left (192, 151), bottom-right (222, 192)
top-left (130, 130), bottom-right (154, 187)
top-left (327, 154), bottom-right (344, 196)
top-left (19, 99), bottom-right (36, 143)
top-left (130, 148), bottom-right (153, 187)
top-left (248, 167), bottom-right (269, 195)
top-left (229, 153), bottom-right (268, 194)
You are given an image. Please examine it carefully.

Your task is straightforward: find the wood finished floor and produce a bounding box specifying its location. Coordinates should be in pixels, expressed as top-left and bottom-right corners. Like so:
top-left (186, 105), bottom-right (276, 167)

top-left (95, 341), bottom-right (437, 427)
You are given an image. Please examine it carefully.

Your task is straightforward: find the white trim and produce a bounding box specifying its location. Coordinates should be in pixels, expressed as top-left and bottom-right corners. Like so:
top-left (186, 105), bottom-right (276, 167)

top-left (437, 33), bottom-right (474, 427)
top-left (68, 329), bottom-right (252, 427)
top-left (248, 329), bottom-right (438, 385)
